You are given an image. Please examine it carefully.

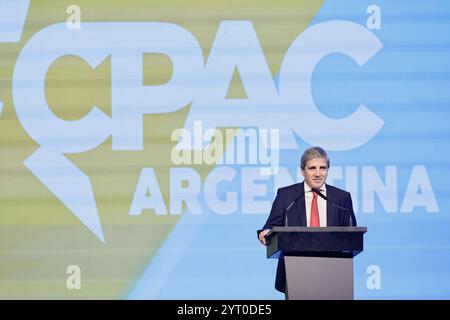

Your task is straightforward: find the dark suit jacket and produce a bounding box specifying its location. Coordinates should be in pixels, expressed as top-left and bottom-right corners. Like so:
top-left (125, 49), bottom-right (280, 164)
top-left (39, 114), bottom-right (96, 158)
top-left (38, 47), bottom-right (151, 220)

top-left (259, 182), bottom-right (357, 293)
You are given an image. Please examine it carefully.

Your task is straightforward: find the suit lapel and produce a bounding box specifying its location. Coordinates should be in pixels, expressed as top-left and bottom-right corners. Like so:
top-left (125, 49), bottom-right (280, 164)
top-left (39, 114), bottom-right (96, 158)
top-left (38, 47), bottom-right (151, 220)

top-left (326, 184), bottom-right (337, 226)
top-left (294, 182), bottom-right (306, 226)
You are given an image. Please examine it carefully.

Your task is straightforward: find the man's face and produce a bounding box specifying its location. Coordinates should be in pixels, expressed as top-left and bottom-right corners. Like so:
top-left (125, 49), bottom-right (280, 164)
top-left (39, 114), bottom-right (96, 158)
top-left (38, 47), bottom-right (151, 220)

top-left (301, 157), bottom-right (328, 189)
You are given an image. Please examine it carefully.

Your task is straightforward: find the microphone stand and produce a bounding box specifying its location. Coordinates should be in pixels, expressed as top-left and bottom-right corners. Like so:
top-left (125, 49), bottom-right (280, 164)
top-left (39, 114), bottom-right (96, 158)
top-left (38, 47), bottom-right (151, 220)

top-left (311, 188), bottom-right (354, 227)
top-left (285, 192), bottom-right (304, 227)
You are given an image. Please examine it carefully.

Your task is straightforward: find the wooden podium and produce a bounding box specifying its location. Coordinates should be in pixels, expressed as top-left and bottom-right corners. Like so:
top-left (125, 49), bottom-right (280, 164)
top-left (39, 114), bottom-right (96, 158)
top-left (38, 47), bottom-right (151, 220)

top-left (266, 226), bottom-right (367, 300)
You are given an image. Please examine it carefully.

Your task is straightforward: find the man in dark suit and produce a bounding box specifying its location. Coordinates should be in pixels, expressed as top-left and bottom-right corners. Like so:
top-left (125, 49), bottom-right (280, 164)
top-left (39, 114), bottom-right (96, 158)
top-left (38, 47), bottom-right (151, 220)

top-left (257, 146), bottom-right (357, 294)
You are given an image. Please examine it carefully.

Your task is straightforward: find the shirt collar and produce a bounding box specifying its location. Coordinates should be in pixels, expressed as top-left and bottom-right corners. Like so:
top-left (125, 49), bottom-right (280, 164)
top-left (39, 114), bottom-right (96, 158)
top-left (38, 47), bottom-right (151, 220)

top-left (303, 181), bottom-right (327, 194)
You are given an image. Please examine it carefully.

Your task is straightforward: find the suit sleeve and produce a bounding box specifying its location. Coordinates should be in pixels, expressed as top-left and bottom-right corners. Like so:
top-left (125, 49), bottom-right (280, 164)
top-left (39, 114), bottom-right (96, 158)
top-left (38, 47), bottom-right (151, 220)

top-left (256, 189), bottom-right (286, 237)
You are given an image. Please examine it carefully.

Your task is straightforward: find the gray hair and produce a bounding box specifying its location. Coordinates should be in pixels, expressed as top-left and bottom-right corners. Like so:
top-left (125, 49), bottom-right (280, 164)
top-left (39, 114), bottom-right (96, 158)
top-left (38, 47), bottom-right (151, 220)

top-left (300, 146), bottom-right (330, 170)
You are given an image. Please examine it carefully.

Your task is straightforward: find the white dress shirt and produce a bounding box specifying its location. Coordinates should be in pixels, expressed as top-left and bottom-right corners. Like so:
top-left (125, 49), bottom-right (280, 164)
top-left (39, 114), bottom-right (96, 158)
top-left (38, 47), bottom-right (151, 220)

top-left (304, 182), bottom-right (327, 227)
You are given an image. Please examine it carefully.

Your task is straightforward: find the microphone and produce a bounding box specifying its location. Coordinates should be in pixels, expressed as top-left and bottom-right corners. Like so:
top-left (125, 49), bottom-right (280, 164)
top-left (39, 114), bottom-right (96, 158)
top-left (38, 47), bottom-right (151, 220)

top-left (285, 189), bottom-right (304, 227)
top-left (311, 188), bottom-right (354, 227)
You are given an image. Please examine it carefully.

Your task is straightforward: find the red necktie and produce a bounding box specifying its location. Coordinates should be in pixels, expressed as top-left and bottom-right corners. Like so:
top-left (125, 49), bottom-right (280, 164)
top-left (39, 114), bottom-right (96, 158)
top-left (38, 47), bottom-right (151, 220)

top-left (310, 192), bottom-right (320, 227)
